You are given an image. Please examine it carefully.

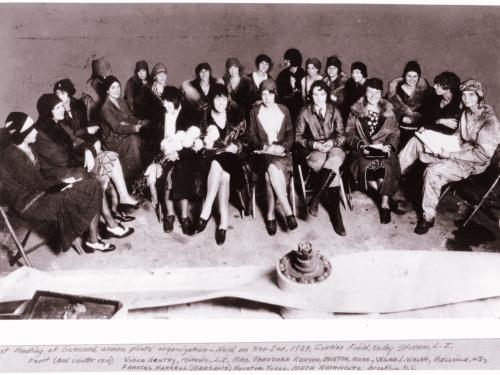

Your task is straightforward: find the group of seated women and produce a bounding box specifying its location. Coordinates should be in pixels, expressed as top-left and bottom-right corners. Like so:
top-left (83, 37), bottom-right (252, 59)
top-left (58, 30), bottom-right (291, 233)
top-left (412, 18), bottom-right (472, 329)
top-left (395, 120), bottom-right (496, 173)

top-left (1, 48), bottom-right (498, 253)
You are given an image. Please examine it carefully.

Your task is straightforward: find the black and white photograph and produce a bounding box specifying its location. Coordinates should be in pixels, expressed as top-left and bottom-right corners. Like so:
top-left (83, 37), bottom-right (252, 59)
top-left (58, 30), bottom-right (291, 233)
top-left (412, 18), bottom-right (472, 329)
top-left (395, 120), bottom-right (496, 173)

top-left (0, 1), bottom-right (499, 325)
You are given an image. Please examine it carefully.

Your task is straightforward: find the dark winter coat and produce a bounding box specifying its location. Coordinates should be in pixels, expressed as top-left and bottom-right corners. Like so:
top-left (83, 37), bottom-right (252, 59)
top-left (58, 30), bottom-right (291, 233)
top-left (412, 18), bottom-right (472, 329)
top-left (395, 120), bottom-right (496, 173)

top-left (345, 97), bottom-right (401, 195)
top-left (0, 144), bottom-right (101, 251)
top-left (224, 75), bottom-right (253, 118)
top-left (100, 97), bottom-right (144, 181)
top-left (33, 117), bottom-right (94, 180)
top-left (341, 78), bottom-right (365, 121)
top-left (276, 67), bottom-right (306, 121)
top-left (387, 76), bottom-right (429, 128)
top-left (419, 88), bottom-right (461, 134)
top-left (124, 75), bottom-right (147, 116)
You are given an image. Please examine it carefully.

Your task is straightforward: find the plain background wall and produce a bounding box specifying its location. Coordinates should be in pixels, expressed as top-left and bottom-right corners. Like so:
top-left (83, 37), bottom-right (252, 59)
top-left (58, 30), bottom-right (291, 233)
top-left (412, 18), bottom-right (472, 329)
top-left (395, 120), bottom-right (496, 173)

top-left (0, 3), bottom-right (499, 123)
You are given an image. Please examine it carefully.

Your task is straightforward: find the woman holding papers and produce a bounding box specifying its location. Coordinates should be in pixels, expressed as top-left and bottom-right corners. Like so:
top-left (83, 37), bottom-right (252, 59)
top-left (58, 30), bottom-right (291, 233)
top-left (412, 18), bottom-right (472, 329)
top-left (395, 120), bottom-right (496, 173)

top-left (248, 79), bottom-right (297, 235)
top-left (399, 79), bottom-right (500, 234)
top-left (345, 78), bottom-right (401, 224)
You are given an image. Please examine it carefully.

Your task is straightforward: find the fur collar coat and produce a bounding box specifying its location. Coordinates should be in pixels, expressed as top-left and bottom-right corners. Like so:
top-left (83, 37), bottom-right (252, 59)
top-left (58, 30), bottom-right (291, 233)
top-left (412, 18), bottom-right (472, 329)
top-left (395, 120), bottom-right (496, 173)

top-left (346, 97), bottom-right (400, 152)
top-left (387, 76), bottom-right (429, 126)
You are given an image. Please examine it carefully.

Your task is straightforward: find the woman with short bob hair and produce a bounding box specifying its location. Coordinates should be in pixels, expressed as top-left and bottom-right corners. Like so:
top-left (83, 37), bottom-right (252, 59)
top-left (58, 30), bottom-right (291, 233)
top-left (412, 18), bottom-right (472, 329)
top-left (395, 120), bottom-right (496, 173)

top-left (418, 71), bottom-right (461, 134)
top-left (345, 78), bottom-right (401, 224)
top-left (195, 84), bottom-right (249, 245)
top-left (142, 86), bottom-right (202, 235)
top-left (248, 79), bottom-right (297, 236)
top-left (301, 57), bottom-right (323, 103)
top-left (295, 79), bottom-right (347, 235)
top-left (248, 54), bottom-right (273, 106)
top-left (276, 48), bottom-right (306, 122)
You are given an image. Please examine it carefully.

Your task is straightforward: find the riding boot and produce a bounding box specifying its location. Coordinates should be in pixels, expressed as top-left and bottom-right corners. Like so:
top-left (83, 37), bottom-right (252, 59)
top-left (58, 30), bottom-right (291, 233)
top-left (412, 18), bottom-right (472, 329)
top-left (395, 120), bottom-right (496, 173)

top-left (327, 187), bottom-right (346, 236)
top-left (307, 168), bottom-right (336, 217)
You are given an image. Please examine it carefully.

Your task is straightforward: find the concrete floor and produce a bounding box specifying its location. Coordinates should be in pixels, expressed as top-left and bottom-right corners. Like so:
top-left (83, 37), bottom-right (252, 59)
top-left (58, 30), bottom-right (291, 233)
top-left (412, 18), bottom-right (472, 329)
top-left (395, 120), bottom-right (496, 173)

top-left (1, 184), bottom-right (499, 273)
top-left (1, 181), bottom-right (499, 318)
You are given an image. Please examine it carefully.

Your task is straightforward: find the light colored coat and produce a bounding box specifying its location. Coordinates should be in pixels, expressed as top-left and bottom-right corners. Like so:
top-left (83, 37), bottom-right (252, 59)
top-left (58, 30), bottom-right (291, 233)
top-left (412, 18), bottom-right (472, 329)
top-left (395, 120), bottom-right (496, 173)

top-left (450, 104), bottom-right (500, 174)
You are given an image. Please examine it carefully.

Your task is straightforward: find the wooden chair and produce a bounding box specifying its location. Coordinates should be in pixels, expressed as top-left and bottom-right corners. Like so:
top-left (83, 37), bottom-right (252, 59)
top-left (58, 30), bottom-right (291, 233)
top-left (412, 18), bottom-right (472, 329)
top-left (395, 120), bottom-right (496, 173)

top-left (251, 171), bottom-right (296, 220)
top-left (296, 163), bottom-right (352, 211)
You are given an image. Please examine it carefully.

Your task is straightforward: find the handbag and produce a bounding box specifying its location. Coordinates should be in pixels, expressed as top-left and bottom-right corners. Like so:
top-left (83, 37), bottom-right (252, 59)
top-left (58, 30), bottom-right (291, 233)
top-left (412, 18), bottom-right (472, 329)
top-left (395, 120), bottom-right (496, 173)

top-left (364, 146), bottom-right (389, 159)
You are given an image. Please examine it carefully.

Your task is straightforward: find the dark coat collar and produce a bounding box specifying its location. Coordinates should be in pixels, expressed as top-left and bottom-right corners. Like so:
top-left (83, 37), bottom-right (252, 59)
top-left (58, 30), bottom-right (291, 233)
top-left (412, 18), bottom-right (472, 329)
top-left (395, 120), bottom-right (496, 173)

top-left (36, 117), bottom-right (72, 147)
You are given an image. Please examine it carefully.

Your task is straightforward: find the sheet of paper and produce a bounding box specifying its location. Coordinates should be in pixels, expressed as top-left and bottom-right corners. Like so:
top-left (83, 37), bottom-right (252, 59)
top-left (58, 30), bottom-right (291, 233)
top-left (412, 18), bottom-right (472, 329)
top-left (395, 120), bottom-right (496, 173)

top-left (415, 130), bottom-right (461, 154)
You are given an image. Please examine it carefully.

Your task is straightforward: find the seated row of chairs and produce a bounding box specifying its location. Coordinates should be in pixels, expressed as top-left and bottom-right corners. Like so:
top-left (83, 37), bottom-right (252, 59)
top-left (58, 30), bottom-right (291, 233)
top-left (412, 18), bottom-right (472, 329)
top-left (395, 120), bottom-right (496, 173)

top-left (1, 52), bottom-right (499, 266)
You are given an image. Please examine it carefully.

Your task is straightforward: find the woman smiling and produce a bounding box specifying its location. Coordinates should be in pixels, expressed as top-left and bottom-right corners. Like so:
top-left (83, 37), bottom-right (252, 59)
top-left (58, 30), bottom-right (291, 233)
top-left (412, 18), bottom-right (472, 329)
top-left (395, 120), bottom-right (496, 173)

top-left (100, 76), bottom-right (148, 185)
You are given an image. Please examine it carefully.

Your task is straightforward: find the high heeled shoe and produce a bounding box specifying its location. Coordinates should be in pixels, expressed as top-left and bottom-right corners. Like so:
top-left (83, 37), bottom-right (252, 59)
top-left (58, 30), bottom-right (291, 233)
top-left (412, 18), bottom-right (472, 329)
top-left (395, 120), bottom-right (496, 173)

top-left (215, 228), bottom-right (226, 245)
top-left (163, 215), bottom-right (175, 233)
top-left (414, 217), bottom-right (435, 235)
top-left (101, 223), bottom-right (134, 239)
top-left (180, 217), bottom-right (194, 235)
top-left (195, 217), bottom-right (209, 233)
top-left (285, 215), bottom-right (298, 230)
top-left (111, 210), bottom-right (135, 222)
top-left (265, 219), bottom-right (277, 236)
top-left (83, 240), bottom-right (116, 253)
top-left (379, 207), bottom-right (391, 224)
top-left (117, 203), bottom-right (140, 211)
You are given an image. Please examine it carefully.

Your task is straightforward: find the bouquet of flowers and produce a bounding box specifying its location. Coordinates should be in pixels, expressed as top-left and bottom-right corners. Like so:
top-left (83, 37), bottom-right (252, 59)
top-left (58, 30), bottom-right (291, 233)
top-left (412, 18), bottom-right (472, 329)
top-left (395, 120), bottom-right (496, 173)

top-left (133, 126), bottom-right (203, 203)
